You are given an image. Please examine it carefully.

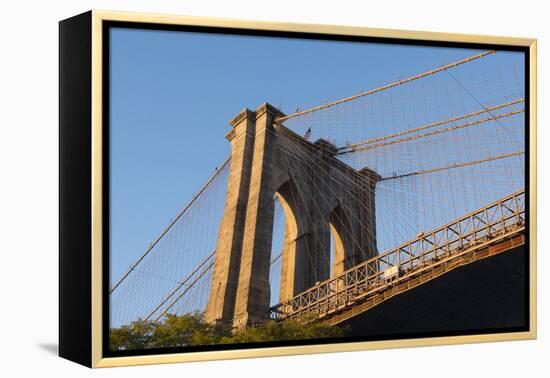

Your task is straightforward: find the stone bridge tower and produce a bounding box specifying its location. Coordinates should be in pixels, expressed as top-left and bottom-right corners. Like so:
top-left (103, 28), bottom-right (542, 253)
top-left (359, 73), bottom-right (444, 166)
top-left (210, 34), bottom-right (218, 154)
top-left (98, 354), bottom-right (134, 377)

top-left (204, 103), bottom-right (380, 329)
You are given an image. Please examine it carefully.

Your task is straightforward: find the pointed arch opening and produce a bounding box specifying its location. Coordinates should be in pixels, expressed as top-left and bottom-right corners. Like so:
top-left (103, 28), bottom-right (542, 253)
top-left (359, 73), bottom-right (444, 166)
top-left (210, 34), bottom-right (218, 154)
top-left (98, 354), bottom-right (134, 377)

top-left (269, 179), bottom-right (303, 305)
top-left (329, 205), bottom-right (350, 277)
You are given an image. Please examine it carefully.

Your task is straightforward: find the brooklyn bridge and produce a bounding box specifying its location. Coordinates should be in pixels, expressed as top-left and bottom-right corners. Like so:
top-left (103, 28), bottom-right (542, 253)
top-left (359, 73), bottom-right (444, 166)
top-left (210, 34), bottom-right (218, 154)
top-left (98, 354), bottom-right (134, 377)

top-left (109, 49), bottom-right (527, 336)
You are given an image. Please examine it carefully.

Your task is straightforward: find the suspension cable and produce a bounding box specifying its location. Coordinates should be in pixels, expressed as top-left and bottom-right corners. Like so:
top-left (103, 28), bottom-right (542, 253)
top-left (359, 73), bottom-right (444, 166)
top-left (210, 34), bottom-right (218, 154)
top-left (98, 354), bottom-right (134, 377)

top-left (276, 50), bottom-right (496, 123)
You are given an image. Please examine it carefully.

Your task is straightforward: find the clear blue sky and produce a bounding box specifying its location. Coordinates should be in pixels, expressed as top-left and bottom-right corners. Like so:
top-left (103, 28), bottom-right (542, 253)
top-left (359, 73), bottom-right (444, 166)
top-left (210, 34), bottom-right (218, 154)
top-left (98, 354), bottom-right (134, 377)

top-left (109, 27), bottom-right (522, 284)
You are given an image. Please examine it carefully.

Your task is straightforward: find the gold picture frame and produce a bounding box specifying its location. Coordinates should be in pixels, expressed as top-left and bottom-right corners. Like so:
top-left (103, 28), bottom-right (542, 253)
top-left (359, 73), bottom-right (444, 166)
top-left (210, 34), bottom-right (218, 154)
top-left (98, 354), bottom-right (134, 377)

top-left (59, 9), bottom-right (537, 368)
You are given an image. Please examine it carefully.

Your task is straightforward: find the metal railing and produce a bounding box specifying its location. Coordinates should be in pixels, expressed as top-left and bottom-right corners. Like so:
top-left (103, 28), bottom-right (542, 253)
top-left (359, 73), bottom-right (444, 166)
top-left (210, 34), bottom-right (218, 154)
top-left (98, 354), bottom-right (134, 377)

top-left (270, 188), bottom-right (526, 321)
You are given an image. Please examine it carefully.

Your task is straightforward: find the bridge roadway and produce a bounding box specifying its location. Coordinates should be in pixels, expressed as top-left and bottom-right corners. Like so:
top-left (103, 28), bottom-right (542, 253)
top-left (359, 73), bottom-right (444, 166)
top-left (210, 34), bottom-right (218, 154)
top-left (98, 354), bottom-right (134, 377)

top-left (337, 242), bottom-right (526, 336)
top-left (271, 189), bottom-right (526, 331)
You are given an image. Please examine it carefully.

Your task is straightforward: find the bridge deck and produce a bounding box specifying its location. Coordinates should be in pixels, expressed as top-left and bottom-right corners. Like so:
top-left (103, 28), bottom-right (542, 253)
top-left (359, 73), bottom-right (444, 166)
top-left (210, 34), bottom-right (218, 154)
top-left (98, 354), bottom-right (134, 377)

top-left (271, 189), bottom-right (526, 323)
top-left (337, 242), bottom-right (527, 336)
top-left (327, 232), bottom-right (525, 326)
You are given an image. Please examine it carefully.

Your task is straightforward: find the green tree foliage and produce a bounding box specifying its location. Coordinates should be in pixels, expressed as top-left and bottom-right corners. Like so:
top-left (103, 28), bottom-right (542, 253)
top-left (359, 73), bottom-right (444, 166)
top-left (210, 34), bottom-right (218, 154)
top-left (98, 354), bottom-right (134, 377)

top-left (109, 313), bottom-right (344, 351)
top-left (152, 313), bottom-right (221, 348)
top-left (109, 319), bottom-right (156, 351)
top-left (221, 315), bottom-right (343, 344)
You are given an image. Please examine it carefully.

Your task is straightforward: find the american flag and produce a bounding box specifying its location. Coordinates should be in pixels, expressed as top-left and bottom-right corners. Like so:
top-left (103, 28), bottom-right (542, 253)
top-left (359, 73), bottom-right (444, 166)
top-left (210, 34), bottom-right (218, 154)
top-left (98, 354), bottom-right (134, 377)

top-left (304, 127), bottom-right (312, 141)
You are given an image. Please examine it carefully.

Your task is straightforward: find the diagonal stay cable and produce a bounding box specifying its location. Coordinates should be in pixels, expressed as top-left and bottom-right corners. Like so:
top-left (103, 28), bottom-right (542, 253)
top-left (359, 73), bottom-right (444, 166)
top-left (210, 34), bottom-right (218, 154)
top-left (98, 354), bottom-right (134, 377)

top-left (339, 98), bottom-right (524, 153)
top-left (339, 109), bottom-right (524, 154)
top-left (109, 156), bottom-right (230, 295)
top-left (276, 50), bottom-right (495, 123)
top-left (445, 68), bottom-right (524, 147)
top-left (152, 259), bottom-right (215, 322)
top-left (143, 250), bottom-right (216, 321)
top-left (380, 151), bottom-right (524, 181)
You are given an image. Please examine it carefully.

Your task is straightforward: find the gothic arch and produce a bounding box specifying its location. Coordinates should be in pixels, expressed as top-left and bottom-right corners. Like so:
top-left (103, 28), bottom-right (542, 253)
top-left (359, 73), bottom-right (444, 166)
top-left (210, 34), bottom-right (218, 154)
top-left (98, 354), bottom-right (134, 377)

top-left (329, 204), bottom-right (351, 276)
top-left (205, 103), bottom-right (379, 328)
